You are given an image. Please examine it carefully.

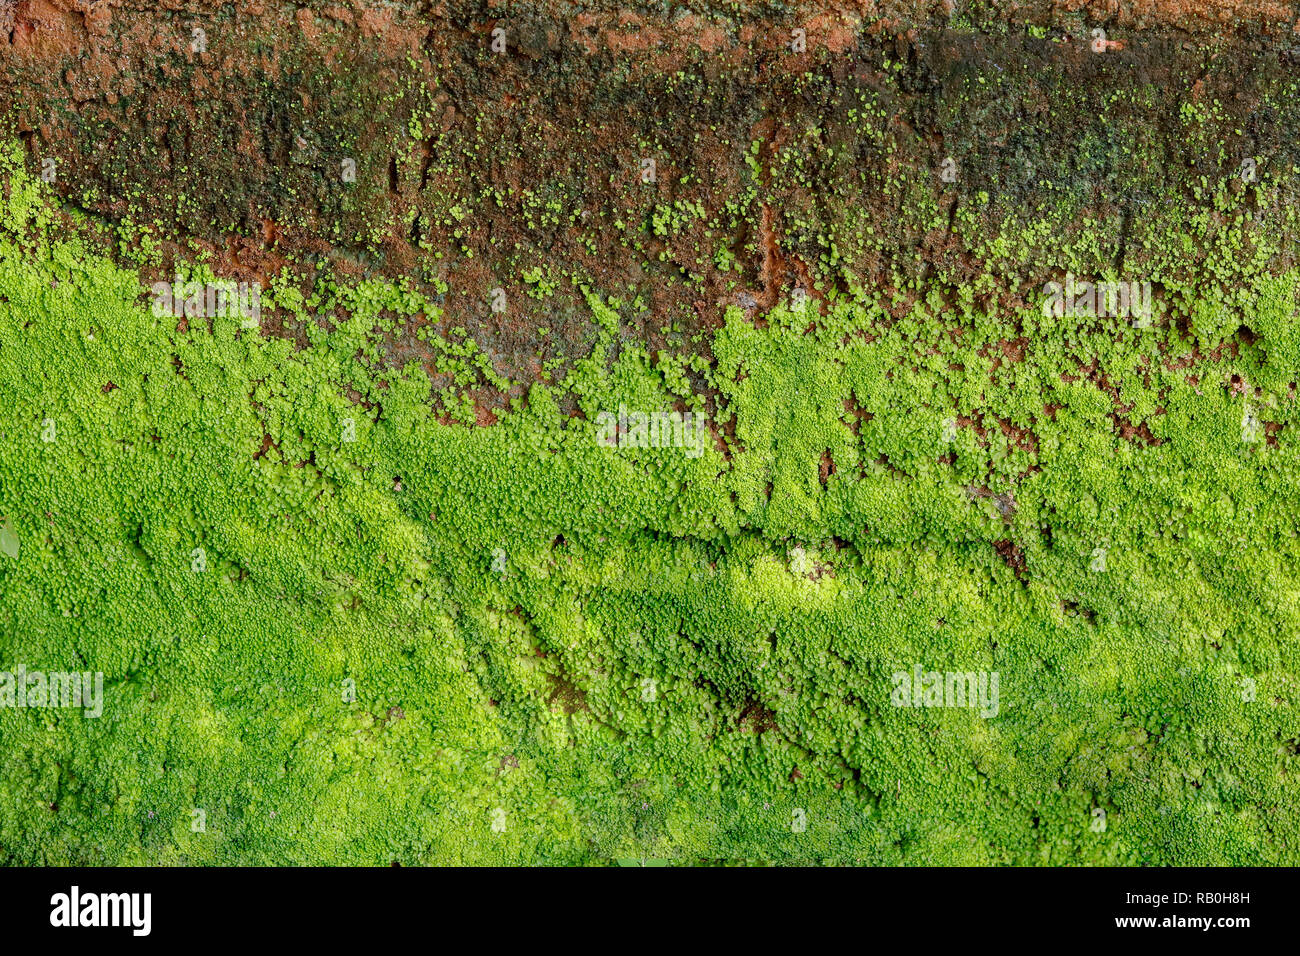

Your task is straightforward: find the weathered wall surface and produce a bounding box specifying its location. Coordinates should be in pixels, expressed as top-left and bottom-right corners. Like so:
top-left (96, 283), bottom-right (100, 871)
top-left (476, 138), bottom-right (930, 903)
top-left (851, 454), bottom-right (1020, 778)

top-left (5, 3), bottom-right (1300, 866)
top-left (5, 2), bottom-right (1300, 403)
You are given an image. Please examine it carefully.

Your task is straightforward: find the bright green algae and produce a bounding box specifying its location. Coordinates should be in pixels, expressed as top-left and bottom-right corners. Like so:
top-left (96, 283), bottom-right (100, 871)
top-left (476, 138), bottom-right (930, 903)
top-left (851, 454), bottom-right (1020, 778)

top-left (1, 144), bottom-right (1299, 865)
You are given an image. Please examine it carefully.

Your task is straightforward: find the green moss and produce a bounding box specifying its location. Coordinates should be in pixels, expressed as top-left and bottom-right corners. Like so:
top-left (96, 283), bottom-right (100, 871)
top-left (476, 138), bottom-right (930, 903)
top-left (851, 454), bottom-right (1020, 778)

top-left (1, 139), bottom-right (1299, 865)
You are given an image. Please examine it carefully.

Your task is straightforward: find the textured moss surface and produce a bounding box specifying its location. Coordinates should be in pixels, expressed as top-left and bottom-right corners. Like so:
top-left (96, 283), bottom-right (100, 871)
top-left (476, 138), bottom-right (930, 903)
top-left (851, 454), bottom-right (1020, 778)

top-left (1, 124), bottom-right (1299, 865)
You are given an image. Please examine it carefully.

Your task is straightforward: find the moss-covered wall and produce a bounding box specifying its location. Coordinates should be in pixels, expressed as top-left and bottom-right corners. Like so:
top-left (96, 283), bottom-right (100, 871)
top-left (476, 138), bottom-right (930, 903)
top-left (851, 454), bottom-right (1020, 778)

top-left (3, 3), bottom-right (1300, 864)
top-left (2, 127), bottom-right (1299, 862)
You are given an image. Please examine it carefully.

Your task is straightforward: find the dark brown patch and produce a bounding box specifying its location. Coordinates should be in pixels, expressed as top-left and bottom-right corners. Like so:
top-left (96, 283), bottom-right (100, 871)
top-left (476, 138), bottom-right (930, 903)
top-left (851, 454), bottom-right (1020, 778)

top-left (546, 673), bottom-right (589, 715)
top-left (739, 699), bottom-right (780, 735)
top-left (994, 538), bottom-right (1026, 578)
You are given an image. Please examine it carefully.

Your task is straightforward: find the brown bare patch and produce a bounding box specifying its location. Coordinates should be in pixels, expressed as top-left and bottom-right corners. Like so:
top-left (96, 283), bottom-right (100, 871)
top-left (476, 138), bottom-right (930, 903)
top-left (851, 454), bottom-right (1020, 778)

top-left (739, 699), bottom-right (780, 735)
top-left (994, 538), bottom-right (1026, 578)
top-left (843, 394), bottom-right (873, 435)
top-left (546, 673), bottom-right (589, 715)
top-left (253, 431), bottom-right (277, 461)
top-left (819, 449), bottom-right (835, 486)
